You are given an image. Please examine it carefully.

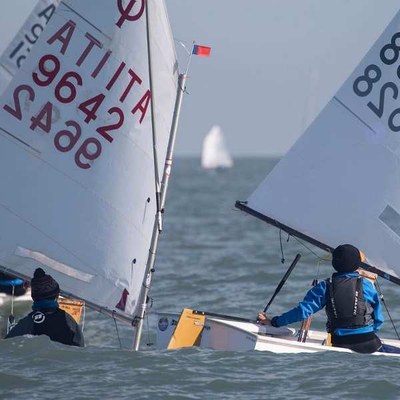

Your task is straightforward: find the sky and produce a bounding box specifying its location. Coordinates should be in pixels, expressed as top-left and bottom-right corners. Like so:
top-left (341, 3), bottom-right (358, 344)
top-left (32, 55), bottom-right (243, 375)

top-left (0, 0), bottom-right (399, 156)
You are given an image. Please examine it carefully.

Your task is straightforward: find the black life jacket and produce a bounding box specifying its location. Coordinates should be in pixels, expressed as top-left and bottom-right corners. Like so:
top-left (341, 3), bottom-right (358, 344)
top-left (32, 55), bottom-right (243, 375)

top-left (325, 275), bottom-right (373, 333)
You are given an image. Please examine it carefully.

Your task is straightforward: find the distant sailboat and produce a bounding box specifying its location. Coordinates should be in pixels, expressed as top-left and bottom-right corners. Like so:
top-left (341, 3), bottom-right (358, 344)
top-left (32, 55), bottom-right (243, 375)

top-left (201, 125), bottom-right (233, 169)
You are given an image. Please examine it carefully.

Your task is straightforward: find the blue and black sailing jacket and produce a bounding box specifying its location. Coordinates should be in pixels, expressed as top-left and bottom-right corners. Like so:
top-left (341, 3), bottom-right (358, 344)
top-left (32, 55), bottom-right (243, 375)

top-left (271, 271), bottom-right (384, 336)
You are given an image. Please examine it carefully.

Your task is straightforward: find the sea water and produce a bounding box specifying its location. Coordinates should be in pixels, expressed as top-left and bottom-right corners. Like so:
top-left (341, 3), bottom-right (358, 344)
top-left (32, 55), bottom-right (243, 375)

top-left (1, 158), bottom-right (399, 400)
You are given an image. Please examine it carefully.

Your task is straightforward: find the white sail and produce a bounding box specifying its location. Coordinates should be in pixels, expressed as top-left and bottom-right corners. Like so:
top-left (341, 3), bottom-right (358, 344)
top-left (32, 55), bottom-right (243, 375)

top-left (0, 0), bottom-right (178, 319)
top-left (201, 125), bottom-right (233, 169)
top-left (246, 9), bottom-right (400, 275)
top-left (0, 0), bottom-right (60, 95)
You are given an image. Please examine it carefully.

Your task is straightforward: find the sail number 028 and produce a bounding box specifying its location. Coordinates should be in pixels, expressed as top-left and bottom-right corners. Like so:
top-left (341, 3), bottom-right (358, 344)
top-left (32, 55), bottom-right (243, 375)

top-left (353, 32), bottom-right (400, 132)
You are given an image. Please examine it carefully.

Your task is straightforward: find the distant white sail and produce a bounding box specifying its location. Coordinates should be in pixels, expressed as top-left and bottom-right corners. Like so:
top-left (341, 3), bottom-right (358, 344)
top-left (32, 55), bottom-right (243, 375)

top-left (245, 9), bottom-right (400, 275)
top-left (0, 0), bottom-right (178, 319)
top-left (0, 0), bottom-right (60, 95)
top-left (201, 125), bottom-right (233, 169)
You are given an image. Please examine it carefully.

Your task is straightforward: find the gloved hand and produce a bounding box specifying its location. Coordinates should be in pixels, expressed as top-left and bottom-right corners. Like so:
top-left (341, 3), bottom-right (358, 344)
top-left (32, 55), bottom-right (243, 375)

top-left (257, 312), bottom-right (272, 325)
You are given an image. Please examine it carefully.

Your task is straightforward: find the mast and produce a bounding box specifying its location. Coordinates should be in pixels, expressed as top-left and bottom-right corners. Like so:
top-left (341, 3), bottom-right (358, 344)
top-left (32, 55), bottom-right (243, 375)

top-left (133, 73), bottom-right (187, 350)
top-left (132, 0), bottom-right (186, 349)
top-left (235, 201), bottom-right (400, 286)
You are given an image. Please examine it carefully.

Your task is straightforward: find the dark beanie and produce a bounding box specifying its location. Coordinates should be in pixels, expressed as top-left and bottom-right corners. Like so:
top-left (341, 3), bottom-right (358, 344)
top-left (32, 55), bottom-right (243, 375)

top-left (332, 244), bottom-right (361, 273)
top-left (31, 267), bottom-right (60, 301)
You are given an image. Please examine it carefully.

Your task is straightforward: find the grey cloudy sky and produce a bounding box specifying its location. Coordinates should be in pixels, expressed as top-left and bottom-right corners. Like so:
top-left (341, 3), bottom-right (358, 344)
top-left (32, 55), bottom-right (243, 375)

top-left (0, 1), bottom-right (399, 156)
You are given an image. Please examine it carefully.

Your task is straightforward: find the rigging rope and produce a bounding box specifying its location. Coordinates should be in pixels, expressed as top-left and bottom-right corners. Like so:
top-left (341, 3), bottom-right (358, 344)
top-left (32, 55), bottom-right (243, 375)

top-left (279, 229), bottom-right (285, 263)
top-left (145, 296), bottom-right (154, 346)
top-left (81, 302), bottom-right (86, 332)
top-left (10, 285), bottom-right (14, 315)
top-left (145, 313), bottom-right (154, 347)
top-left (6, 285), bottom-right (16, 334)
top-left (375, 280), bottom-right (400, 340)
top-left (112, 313), bottom-right (122, 349)
top-left (279, 230), bottom-right (328, 268)
top-left (290, 234), bottom-right (328, 262)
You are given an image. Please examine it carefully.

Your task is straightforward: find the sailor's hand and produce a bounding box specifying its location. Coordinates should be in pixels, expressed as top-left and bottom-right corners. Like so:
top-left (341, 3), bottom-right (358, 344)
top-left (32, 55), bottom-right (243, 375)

top-left (257, 312), bottom-right (272, 325)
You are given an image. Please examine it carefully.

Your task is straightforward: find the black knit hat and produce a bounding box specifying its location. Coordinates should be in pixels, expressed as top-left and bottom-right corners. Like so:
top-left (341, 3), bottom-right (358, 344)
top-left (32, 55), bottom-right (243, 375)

top-left (332, 244), bottom-right (361, 273)
top-left (31, 268), bottom-right (60, 301)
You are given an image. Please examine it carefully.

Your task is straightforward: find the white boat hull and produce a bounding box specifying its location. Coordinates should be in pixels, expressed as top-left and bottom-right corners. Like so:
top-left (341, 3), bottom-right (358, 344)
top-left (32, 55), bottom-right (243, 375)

top-left (156, 312), bottom-right (400, 356)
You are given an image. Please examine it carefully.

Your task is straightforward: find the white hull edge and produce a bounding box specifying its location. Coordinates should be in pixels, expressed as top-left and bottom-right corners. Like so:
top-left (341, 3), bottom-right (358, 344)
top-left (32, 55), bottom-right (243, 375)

top-left (156, 312), bottom-right (400, 357)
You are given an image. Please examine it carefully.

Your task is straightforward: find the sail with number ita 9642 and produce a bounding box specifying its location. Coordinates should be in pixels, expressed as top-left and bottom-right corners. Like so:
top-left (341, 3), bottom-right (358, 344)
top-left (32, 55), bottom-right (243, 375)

top-left (245, 10), bottom-right (400, 275)
top-left (0, 0), bottom-right (178, 319)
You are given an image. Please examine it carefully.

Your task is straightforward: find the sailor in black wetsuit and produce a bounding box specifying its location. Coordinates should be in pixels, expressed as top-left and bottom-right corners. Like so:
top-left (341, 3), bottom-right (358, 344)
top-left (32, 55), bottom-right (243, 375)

top-left (5, 268), bottom-right (84, 347)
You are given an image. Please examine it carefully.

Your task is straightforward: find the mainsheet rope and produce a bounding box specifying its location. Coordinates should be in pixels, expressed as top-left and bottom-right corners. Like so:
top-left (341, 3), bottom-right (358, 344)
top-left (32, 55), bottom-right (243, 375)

top-left (375, 280), bottom-right (400, 340)
top-left (112, 313), bottom-right (122, 349)
top-left (6, 285), bottom-right (16, 334)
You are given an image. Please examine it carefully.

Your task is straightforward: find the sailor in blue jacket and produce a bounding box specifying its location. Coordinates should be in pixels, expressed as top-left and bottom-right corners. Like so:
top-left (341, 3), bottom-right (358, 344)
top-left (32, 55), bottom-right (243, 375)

top-left (258, 244), bottom-right (384, 353)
